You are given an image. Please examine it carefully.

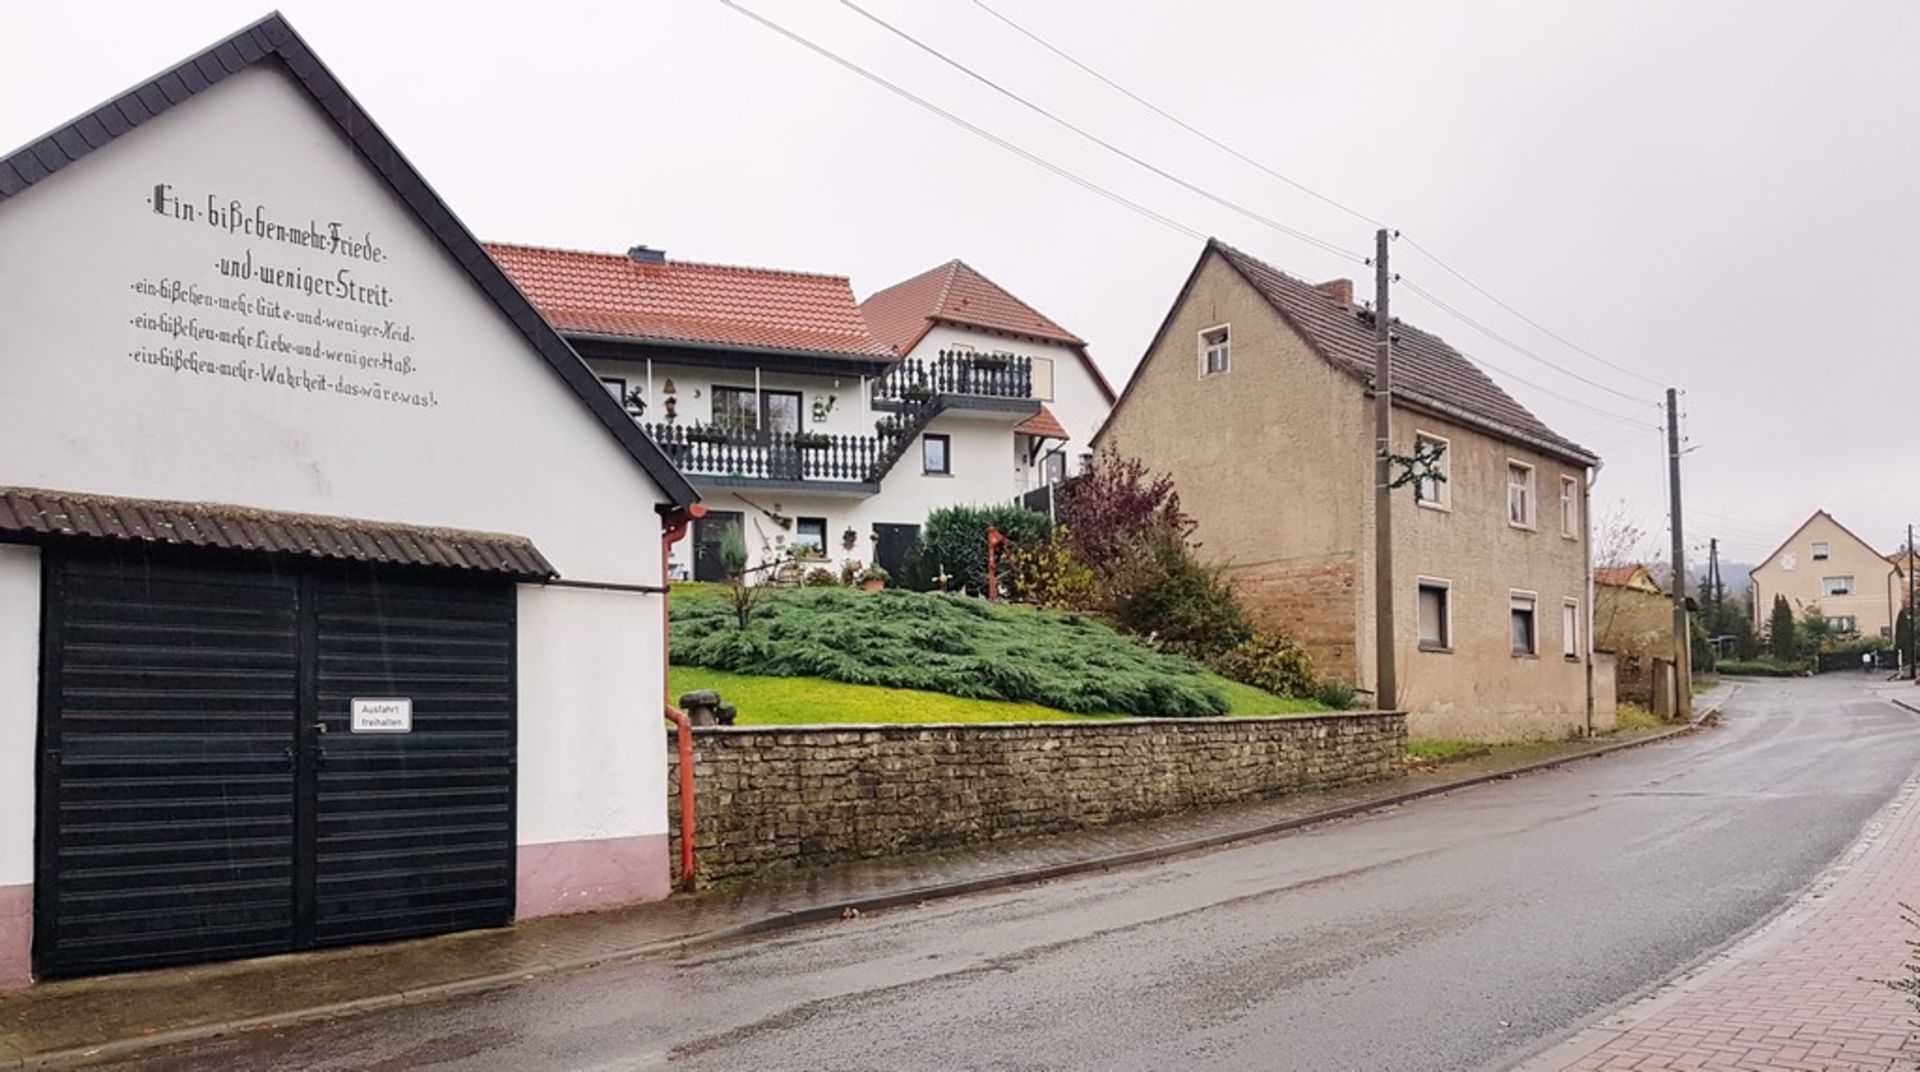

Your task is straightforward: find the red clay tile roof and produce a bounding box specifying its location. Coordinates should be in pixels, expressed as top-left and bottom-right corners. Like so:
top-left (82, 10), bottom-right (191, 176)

top-left (1014, 404), bottom-right (1069, 440)
top-left (862, 260), bottom-right (1082, 353)
top-left (1209, 240), bottom-right (1595, 465)
top-left (1595, 564), bottom-right (1659, 591)
top-left (488, 243), bottom-right (892, 360)
top-left (862, 260), bottom-right (1115, 401)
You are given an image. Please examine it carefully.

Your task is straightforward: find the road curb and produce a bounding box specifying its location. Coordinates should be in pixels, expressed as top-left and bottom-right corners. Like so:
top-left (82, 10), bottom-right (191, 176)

top-left (17, 714), bottom-right (1716, 1069)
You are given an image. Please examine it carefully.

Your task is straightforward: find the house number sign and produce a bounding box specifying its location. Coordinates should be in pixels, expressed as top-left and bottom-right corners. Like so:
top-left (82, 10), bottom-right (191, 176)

top-left (350, 697), bottom-right (413, 733)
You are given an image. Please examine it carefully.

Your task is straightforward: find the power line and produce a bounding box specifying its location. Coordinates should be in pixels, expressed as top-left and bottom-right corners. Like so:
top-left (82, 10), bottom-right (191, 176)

top-left (1399, 278), bottom-right (1662, 429)
top-left (966, 0), bottom-right (1668, 392)
top-left (715, 1), bottom-right (1205, 243)
top-left (1397, 277), bottom-right (1653, 406)
top-left (1399, 236), bottom-right (1667, 389)
top-left (837, 0), bottom-right (1363, 263)
top-left (971, 0), bottom-right (1385, 230)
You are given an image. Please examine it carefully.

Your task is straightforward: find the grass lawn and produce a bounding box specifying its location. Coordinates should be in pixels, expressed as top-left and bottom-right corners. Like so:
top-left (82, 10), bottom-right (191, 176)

top-left (1405, 739), bottom-right (1492, 762)
top-left (672, 666), bottom-right (1326, 725)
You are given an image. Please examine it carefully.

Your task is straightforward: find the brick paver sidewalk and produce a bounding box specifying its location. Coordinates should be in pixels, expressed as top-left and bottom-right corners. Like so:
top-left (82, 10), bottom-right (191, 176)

top-left (1529, 773), bottom-right (1920, 1071)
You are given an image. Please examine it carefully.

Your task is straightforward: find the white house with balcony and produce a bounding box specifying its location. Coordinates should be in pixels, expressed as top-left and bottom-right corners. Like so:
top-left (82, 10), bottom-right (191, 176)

top-left (489, 244), bottom-right (1114, 582)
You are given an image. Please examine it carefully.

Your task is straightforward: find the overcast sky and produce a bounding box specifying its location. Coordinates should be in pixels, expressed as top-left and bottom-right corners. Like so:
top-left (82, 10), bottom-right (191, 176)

top-left (5, 1), bottom-right (1915, 573)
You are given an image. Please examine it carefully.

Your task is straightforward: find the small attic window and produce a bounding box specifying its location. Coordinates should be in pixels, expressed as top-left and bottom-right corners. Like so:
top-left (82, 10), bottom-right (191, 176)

top-left (1199, 325), bottom-right (1230, 377)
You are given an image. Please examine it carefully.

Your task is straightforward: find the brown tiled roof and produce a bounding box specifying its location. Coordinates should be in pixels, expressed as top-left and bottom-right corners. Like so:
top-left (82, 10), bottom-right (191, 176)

top-left (0, 487), bottom-right (556, 580)
top-left (1595, 564), bottom-right (1659, 591)
top-left (1014, 404), bottom-right (1069, 440)
top-left (1210, 240), bottom-right (1596, 465)
top-left (489, 243), bottom-right (891, 361)
top-left (862, 260), bottom-right (1115, 401)
top-left (0, 14), bottom-right (696, 509)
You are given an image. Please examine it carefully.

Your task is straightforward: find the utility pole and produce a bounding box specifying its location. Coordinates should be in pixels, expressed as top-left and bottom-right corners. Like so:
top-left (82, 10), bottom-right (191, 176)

top-left (1708, 538), bottom-right (1721, 621)
top-left (1666, 388), bottom-right (1693, 719)
top-left (1373, 228), bottom-right (1397, 711)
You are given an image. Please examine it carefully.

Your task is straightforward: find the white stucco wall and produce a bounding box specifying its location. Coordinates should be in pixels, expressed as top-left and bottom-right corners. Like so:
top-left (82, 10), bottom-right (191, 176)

top-left (588, 359), bottom-right (880, 440)
top-left (670, 416), bottom-right (1022, 579)
top-left (907, 324), bottom-right (1112, 481)
top-left (0, 67), bottom-right (673, 850)
top-left (0, 546), bottom-right (39, 889)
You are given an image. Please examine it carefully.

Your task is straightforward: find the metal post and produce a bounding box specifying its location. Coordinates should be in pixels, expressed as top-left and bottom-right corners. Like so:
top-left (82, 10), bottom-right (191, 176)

top-left (1908, 525), bottom-right (1915, 680)
top-left (1373, 228), bottom-right (1397, 711)
top-left (1666, 388), bottom-right (1692, 719)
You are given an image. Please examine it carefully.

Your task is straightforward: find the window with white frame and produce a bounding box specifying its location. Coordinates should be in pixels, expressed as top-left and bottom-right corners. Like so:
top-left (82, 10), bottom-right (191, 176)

top-left (1507, 463), bottom-right (1536, 529)
top-left (1414, 432), bottom-right (1450, 509)
top-left (1823, 575), bottom-right (1854, 596)
top-left (1829, 615), bottom-right (1859, 635)
top-left (1811, 541), bottom-right (1830, 561)
top-left (1562, 598), bottom-right (1580, 659)
top-left (1418, 579), bottom-right (1452, 650)
top-left (792, 517), bottom-right (828, 559)
top-left (1511, 591), bottom-right (1539, 656)
top-left (1560, 476), bottom-right (1579, 538)
top-left (922, 433), bottom-right (951, 475)
top-left (1030, 357), bottom-right (1055, 400)
top-left (1199, 325), bottom-right (1230, 376)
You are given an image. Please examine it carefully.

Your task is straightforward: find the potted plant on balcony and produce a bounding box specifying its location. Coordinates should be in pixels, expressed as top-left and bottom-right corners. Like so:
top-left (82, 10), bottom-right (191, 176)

top-left (874, 416), bottom-right (904, 436)
top-left (791, 430), bottom-right (834, 450)
top-left (683, 423), bottom-right (729, 445)
top-left (969, 351), bottom-right (1013, 372)
top-left (901, 382), bottom-right (935, 403)
top-left (856, 564), bottom-right (889, 592)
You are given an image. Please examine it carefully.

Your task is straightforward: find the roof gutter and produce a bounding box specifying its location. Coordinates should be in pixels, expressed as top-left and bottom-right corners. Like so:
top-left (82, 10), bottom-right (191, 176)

top-left (561, 330), bottom-right (897, 369)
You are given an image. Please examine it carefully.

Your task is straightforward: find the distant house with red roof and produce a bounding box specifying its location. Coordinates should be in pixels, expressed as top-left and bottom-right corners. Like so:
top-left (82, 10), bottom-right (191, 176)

top-left (490, 243), bottom-right (1110, 581)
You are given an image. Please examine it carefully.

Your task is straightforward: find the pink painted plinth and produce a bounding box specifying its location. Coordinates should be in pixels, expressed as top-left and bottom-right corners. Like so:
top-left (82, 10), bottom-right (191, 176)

top-left (516, 834), bottom-right (669, 919)
top-left (0, 883), bottom-right (29, 991)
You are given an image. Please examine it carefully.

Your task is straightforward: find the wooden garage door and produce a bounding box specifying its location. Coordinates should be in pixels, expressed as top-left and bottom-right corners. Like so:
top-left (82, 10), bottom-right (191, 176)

top-left (35, 550), bottom-right (516, 980)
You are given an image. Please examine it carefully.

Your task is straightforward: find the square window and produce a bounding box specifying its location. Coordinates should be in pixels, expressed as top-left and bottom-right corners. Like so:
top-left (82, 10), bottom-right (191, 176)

top-left (1042, 451), bottom-right (1066, 485)
top-left (1414, 433), bottom-right (1450, 509)
top-left (712, 386), bottom-right (758, 433)
top-left (922, 433), bottom-right (951, 475)
top-left (1030, 357), bottom-right (1055, 400)
top-left (1811, 541), bottom-right (1830, 561)
top-left (1562, 599), bottom-right (1580, 659)
top-left (793, 517), bottom-right (828, 559)
top-left (1823, 575), bottom-right (1853, 596)
top-left (1200, 325), bottom-right (1230, 376)
top-left (1560, 476), bottom-right (1579, 538)
top-left (599, 375), bottom-right (627, 403)
top-left (1511, 592), bottom-right (1538, 656)
top-left (1507, 463), bottom-right (1536, 529)
top-left (1418, 580), bottom-right (1451, 650)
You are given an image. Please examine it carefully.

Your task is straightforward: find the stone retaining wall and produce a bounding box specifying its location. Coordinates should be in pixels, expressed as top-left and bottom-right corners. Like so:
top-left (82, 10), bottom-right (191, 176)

top-left (668, 712), bottom-right (1406, 885)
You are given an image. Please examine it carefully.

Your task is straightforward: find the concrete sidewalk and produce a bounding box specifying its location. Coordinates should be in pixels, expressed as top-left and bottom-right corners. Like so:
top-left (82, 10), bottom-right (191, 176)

top-left (0, 701), bottom-right (1720, 1069)
top-left (1526, 685), bottom-right (1919, 1072)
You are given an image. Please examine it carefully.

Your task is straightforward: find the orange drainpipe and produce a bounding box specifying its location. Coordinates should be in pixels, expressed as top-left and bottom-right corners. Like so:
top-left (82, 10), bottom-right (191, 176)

top-left (660, 503), bottom-right (705, 892)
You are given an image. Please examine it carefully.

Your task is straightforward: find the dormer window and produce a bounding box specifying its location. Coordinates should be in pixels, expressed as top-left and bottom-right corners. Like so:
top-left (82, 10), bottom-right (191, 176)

top-left (1199, 325), bottom-right (1230, 376)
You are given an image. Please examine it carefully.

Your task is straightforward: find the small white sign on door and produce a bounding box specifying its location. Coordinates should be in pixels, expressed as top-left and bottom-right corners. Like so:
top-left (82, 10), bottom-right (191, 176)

top-left (350, 697), bottom-right (413, 733)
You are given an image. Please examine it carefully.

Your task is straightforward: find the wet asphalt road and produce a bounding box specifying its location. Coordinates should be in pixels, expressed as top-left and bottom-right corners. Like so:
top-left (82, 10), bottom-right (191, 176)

top-left (118, 678), bottom-right (1920, 1072)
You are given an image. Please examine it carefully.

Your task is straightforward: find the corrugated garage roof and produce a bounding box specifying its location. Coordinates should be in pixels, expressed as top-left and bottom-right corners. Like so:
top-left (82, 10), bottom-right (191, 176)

top-left (0, 487), bottom-right (557, 580)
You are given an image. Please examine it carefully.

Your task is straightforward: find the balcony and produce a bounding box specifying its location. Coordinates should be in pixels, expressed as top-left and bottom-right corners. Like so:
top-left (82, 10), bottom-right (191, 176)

top-left (871, 351), bottom-right (1040, 414)
top-left (642, 423), bottom-right (898, 491)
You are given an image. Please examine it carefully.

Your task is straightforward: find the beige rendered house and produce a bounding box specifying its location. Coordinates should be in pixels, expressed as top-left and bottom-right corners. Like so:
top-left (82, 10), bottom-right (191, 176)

top-left (1096, 239), bottom-right (1603, 739)
top-left (1749, 511), bottom-right (1897, 639)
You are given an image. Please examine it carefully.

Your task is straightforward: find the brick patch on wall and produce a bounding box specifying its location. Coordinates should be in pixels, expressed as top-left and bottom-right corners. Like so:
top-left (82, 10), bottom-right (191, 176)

top-left (669, 712), bottom-right (1405, 885)
top-left (1228, 556), bottom-right (1359, 683)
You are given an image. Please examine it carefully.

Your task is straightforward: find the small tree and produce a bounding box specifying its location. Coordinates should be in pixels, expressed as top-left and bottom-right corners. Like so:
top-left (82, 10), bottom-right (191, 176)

top-left (1769, 595), bottom-right (1798, 661)
top-left (721, 530), bottom-right (772, 629)
top-left (1801, 609), bottom-right (1835, 651)
top-left (1057, 447), bottom-right (1195, 571)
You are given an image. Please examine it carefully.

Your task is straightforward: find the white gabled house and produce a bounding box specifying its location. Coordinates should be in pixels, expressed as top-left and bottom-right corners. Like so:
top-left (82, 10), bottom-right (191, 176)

top-left (0, 16), bottom-right (701, 987)
top-left (491, 248), bottom-right (1114, 581)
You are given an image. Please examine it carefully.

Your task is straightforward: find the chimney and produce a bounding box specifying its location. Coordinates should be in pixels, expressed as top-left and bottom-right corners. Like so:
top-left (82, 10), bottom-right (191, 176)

top-left (628, 245), bottom-right (667, 265)
top-left (1314, 278), bottom-right (1354, 306)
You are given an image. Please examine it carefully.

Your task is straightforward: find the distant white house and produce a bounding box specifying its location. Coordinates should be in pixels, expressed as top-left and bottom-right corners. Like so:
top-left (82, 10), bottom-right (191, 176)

top-left (492, 247), bottom-right (1115, 581)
